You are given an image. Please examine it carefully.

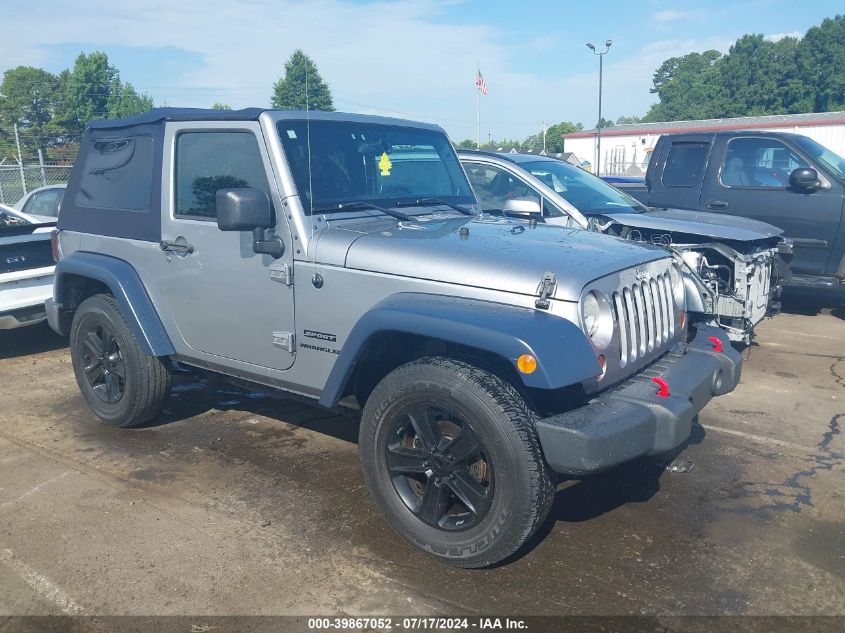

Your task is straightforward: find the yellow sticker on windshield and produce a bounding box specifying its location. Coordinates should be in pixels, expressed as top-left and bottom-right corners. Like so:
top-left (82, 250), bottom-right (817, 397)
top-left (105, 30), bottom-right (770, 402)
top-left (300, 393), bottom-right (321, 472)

top-left (378, 152), bottom-right (392, 176)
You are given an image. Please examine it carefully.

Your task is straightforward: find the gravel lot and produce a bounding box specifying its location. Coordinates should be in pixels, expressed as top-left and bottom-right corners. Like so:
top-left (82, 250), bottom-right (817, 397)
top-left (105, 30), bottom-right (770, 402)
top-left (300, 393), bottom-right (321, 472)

top-left (0, 296), bottom-right (843, 618)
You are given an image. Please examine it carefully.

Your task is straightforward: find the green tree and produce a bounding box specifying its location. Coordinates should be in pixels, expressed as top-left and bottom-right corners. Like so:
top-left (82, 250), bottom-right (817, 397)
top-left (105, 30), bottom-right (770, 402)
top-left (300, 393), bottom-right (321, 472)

top-left (108, 80), bottom-right (154, 119)
top-left (211, 102), bottom-right (232, 110)
top-left (271, 50), bottom-right (334, 111)
top-left (456, 138), bottom-right (476, 149)
top-left (797, 15), bottom-right (845, 112)
top-left (534, 121), bottom-right (581, 153)
top-left (0, 66), bottom-right (64, 160)
top-left (642, 15), bottom-right (845, 121)
top-left (616, 115), bottom-right (642, 125)
top-left (717, 34), bottom-right (801, 117)
top-left (643, 50), bottom-right (724, 121)
top-left (59, 52), bottom-right (153, 129)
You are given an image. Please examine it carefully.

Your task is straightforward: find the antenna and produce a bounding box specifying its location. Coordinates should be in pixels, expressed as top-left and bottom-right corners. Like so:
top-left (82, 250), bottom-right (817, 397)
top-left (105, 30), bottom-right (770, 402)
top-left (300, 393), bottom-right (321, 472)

top-left (305, 59), bottom-right (315, 255)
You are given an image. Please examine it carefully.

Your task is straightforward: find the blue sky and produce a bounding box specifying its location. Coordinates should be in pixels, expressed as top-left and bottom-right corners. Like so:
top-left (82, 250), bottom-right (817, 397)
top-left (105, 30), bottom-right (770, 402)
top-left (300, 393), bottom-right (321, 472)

top-left (3, 0), bottom-right (842, 140)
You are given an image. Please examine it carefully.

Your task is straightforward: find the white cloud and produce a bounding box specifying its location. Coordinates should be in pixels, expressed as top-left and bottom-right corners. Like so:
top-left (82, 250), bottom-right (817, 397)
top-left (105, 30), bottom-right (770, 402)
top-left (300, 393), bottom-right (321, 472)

top-left (652, 9), bottom-right (704, 23)
top-left (0, 1), bottom-right (738, 139)
top-left (764, 31), bottom-right (803, 42)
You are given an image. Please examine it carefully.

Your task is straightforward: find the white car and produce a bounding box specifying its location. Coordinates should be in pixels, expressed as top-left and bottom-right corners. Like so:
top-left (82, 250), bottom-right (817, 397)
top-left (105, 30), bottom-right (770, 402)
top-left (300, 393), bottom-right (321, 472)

top-left (14, 184), bottom-right (66, 219)
top-left (0, 204), bottom-right (56, 329)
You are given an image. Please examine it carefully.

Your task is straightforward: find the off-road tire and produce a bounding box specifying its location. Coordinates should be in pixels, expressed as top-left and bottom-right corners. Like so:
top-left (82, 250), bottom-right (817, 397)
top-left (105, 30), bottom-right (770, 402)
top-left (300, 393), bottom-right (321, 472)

top-left (70, 294), bottom-right (171, 428)
top-left (359, 356), bottom-right (556, 568)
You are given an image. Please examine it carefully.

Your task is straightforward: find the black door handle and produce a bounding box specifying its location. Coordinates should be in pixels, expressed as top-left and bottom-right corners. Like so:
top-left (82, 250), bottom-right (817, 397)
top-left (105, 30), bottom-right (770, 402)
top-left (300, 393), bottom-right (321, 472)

top-left (705, 200), bottom-right (729, 210)
top-left (160, 239), bottom-right (194, 255)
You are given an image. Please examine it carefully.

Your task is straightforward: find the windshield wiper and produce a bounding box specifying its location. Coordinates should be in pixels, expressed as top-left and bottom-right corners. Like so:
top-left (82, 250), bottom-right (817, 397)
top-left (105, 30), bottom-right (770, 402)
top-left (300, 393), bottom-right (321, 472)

top-left (396, 197), bottom-right (475, 216)
top-left (312, 201), bottom-right (411, 221)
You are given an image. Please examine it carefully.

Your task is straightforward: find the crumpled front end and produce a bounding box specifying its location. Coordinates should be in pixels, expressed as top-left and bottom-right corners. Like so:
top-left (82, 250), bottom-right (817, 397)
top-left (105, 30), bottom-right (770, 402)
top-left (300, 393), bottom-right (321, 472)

top-left (675, 239), bottom-right (788, 344)
top-left (596, 214), bottom-right (788, 344)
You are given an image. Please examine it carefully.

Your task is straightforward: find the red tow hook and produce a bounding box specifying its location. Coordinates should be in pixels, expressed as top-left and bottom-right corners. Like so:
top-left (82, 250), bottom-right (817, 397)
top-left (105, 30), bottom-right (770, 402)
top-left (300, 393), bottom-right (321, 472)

top-left (651, 377), bottom-right (670, 398)
top-left (708, 336), bottom-right (724, 353)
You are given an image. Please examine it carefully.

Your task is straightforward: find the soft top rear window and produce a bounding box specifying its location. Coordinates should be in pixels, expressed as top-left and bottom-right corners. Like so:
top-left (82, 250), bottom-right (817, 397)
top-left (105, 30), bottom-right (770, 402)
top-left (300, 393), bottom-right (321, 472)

top-left (75, 134), bottom-right (154, 211)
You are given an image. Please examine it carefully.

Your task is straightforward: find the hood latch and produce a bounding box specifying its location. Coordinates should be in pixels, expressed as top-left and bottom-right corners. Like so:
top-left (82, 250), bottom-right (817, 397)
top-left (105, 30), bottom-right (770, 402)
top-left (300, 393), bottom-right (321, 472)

top-left (535, 271), bottom-right (557, 310)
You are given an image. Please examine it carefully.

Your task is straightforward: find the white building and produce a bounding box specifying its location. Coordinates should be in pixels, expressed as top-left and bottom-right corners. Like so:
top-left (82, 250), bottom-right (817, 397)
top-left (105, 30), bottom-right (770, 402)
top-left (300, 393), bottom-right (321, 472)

top-left (563, 111), bottom-right (845, 176)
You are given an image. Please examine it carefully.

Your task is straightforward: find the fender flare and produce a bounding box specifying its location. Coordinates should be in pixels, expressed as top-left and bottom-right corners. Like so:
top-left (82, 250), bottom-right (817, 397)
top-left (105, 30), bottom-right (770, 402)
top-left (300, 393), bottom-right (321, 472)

top-left (318, 292), bottom-right (599, 408)
top-left (53, 251), bottom-right (175, 356)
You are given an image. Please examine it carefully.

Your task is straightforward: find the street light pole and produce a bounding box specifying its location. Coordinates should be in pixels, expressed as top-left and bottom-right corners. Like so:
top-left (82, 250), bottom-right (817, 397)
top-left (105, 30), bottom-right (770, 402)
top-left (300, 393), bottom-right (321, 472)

top-left (586, 40), bottom-right (612, 176)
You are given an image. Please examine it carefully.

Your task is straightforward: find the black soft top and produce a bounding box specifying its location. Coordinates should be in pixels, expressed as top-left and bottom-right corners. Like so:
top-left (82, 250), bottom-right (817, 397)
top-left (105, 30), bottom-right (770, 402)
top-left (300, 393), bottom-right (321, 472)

top-left (88, 107), bottom-right (266, 130)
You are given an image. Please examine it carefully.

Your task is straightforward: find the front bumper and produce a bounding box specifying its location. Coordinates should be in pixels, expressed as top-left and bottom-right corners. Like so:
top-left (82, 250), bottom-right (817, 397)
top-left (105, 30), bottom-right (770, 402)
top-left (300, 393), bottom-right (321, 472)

top-left (536, 326), bottom-right (741, 475)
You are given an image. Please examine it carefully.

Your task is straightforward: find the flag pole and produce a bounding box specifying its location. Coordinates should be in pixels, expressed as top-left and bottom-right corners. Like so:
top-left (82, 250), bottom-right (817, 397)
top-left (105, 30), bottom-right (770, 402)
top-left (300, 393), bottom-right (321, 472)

top-left (476, 61), bottom-right (481, 149)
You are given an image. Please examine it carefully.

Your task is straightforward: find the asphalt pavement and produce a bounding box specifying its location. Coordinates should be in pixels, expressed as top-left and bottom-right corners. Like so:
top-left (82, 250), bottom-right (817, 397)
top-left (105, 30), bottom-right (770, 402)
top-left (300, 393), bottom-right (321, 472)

top-left (0, 296), bottom-right (842, 620)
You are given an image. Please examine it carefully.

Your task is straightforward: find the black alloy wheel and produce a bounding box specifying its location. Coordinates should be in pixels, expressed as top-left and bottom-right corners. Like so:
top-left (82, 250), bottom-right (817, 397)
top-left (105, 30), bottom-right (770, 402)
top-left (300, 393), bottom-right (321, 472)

top-left (386, 402), bottom-right (493, 531)
top-left (69, 294), bottom-right (172, 428)
top-left (80, 321), bottom-right (126, 404)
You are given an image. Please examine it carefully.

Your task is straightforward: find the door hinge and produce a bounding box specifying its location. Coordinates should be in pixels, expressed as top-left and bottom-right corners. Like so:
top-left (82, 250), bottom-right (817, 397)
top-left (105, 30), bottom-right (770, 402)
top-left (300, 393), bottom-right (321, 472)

top-left (270, 263), bottom-right (293, 286)
top-left (273, 331), bottom-right (295, 352)
top-left (535, 271), bottom-right (557, 310)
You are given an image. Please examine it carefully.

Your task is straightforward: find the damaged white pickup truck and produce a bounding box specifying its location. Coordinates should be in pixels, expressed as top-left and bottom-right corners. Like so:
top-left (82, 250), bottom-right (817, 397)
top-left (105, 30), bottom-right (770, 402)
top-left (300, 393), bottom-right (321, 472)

top-left (459, 151), bottom-right (791, 344)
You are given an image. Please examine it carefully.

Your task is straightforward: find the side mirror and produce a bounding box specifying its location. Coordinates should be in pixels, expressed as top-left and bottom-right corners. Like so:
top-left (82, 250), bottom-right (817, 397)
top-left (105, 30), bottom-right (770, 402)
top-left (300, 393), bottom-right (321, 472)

top-left (503, 197), bottom-right (542, 216)
top-left (216, 188), bottom-right (284, 259)
top-left (789, 167), bottom-right (819, 191)
top-left (216, 188), bottom-right (274, 231)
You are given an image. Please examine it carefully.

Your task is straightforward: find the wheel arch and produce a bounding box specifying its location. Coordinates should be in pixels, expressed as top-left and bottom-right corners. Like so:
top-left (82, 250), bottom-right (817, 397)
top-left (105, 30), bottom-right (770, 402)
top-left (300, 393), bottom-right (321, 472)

top-left (319, 292), bottom-right (599, 409)
top-left (53, 251), bottom-right (175, 356)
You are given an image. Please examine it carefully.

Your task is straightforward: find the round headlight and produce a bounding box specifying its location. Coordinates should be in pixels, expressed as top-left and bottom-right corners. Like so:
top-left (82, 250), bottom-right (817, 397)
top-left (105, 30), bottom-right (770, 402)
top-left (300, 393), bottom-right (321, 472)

top-left (669, 263), bottom-right (685, 307)
top-left (581, 291), bottom-right (613, 349)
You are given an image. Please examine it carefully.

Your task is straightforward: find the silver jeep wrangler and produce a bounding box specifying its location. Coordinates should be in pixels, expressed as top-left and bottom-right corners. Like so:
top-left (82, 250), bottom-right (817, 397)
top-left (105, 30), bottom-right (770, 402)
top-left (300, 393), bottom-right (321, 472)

top-left (47, 108), bottom-right (741, 568)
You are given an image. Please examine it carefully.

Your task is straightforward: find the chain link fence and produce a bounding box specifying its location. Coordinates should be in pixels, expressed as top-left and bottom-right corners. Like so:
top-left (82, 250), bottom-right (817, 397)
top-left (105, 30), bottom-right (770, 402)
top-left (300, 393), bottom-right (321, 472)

top-left (0, 163), bottom-right (73, 206)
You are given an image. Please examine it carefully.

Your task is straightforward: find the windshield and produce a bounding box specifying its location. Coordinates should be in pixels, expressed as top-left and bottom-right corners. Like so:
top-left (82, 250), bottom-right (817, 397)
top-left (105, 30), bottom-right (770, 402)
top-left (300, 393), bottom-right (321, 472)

top-left (793, 136), bottom-right (845, 182)
top-left (277, 120), bottom-right (474, 214)
top-left (521, 160), bottom-right (645, 215)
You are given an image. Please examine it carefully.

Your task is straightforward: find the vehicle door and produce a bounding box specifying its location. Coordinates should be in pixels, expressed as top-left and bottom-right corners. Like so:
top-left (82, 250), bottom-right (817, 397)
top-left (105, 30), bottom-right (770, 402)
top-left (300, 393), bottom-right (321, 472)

top-left (154, 122), bottom-right (296, 370)
top-left (701, 135), bottom-right (844, 275)
top-left (647, 136), bottom-right (712, 211)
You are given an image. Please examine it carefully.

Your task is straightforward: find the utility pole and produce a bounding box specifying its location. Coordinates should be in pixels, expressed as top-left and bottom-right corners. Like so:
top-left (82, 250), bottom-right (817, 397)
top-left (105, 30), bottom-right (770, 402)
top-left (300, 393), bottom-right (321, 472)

top-left (487, 131), bottom-right (492, 146)
top-left (586, 40), bottom-right (612, 176)
top-left (14, 123), bottom-right (27, 196)
top-left (476, 61), bottom-right (481, 150)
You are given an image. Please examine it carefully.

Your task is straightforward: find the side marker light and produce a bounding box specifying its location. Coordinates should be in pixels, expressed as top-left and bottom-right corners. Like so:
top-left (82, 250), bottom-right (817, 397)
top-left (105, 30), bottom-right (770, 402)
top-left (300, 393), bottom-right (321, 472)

top-left (517, 354), bottom-right (538, 374)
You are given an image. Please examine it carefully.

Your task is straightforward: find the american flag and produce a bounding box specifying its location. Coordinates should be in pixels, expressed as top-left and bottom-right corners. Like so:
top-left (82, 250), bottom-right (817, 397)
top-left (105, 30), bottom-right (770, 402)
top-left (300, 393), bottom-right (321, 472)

top-left (475, 70), bottom-right (488, 95)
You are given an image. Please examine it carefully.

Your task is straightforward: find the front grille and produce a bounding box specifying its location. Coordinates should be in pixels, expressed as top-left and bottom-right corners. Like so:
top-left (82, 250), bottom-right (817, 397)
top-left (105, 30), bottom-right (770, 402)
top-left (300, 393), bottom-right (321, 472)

top-left (611, 271), bottom-right (676, 368)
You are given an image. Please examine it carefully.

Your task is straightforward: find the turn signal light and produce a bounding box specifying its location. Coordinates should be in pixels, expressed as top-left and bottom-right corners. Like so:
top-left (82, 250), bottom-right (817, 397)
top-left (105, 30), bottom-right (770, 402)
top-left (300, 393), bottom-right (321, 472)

top-left (517, 354), bottom-right (537, 374)
top-left (678, 310), bottom-right (686, 329)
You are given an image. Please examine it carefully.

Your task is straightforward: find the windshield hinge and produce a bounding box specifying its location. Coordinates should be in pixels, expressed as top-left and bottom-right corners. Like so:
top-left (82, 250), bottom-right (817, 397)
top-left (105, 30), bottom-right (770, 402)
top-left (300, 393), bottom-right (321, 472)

top-left (535, 271), bottom-right (557, 310)
top-left (273, 331), bottom-right (295, 352)
top-left (269, 263), bottom-right (293, 286)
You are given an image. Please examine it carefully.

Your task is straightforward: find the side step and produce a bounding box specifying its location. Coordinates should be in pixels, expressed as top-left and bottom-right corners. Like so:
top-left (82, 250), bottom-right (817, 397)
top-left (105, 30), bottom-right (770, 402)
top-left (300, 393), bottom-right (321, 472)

top-left (785, 274), bottom-right (843, 289)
